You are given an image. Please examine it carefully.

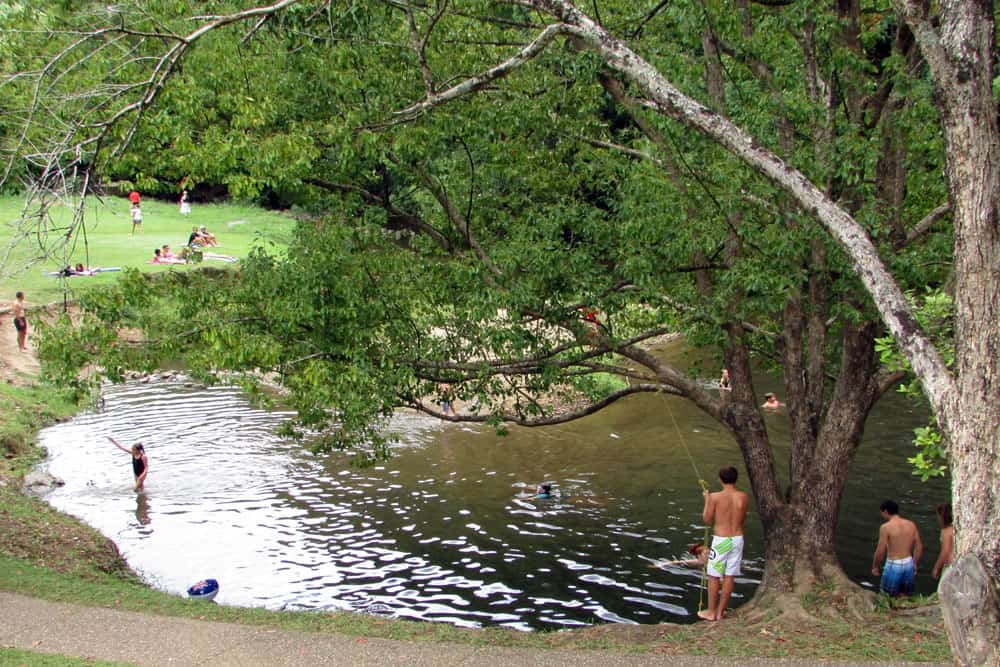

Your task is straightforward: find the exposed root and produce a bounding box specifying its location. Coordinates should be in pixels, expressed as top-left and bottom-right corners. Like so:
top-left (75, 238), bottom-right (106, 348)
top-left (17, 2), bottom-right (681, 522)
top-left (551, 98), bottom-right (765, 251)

top-left (740, 592), bottom-right (819, 626)
top-left (738, 563), bottom-right (875, 627)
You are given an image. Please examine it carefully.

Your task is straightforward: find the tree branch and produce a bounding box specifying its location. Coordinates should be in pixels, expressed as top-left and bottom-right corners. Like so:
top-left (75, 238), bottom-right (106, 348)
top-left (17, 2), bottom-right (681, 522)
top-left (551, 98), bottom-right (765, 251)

top-left (902, 202), bottom-right (951, 248)
top-left (409, 383), bottom-right (673, 425)
top-left (303, 177), bottom-right (455, 252)
top-left (387, 22), bottom-right (574, 125)
top-left (388, 154), bottom-right (503, 278)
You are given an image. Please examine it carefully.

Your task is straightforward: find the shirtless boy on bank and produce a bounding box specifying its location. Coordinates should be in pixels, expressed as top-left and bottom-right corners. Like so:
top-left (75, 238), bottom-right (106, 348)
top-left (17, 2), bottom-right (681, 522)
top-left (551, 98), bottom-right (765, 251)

top-left (699, 466), bottom-right (750, 621)
top-left (871, 499), bottom-right (923, 596)
top-left (12, 291), bottom-right (27, 351)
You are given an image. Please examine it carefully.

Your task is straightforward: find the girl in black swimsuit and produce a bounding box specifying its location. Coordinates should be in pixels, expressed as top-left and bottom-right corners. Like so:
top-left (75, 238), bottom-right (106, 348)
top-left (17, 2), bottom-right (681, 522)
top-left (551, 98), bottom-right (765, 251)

top-left (108, 436), bottom-right (148, 491)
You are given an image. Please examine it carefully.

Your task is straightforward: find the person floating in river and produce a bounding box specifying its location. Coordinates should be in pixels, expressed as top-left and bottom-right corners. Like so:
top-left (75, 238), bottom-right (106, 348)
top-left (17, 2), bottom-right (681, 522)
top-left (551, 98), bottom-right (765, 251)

top-left (699, 466), bottom-right (749, 621)
top-left (536, 483), bottom-right (553, 499)
top-left (108, 436), bottom-right (148, 492)
top-left (651, 543), bottom-right (709, 569)
top-left (761, 392), bottom-right (782, 409)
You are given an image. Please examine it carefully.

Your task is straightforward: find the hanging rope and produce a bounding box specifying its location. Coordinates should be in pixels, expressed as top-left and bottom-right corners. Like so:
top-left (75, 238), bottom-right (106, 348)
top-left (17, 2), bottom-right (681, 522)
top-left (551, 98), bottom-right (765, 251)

top-left (658, 389), bottom-right (712, 612)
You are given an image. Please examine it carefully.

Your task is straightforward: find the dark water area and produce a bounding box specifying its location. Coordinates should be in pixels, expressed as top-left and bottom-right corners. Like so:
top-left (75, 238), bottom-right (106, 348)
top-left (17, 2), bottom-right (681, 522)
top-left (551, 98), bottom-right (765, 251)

top-left (37, 344), bottom-right (949, 631)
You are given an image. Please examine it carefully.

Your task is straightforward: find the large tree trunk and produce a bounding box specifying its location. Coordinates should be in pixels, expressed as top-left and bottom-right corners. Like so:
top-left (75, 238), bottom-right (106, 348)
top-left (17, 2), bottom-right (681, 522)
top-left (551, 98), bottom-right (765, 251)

top-left (894, 2), bottom-right (1000, 664)
top-left (747, 322), bottom-right (883, 618)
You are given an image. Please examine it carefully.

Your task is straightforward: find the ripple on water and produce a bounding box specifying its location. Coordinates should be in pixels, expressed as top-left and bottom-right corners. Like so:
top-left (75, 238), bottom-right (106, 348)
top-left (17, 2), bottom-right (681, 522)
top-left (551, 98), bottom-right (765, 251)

top-left (38, 378), bottom-right (767, 629)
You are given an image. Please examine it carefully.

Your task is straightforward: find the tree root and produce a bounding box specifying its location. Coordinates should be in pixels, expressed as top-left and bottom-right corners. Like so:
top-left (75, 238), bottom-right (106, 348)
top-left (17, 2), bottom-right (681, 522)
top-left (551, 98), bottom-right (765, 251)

top-left (738, 564), bottom-right (875, 627)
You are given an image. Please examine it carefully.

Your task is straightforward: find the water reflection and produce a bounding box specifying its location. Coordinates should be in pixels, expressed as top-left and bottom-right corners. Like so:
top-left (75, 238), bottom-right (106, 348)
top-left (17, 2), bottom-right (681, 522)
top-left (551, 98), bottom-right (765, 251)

top-left (135, 493), bottom-right (151, 527)
top-left (36, 358), bottom-right (946, 630)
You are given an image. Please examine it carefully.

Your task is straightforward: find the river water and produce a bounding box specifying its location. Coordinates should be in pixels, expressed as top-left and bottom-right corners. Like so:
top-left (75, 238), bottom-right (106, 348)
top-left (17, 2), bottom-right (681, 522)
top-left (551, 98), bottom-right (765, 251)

top-left (37, 347), bottom-right (949, 631)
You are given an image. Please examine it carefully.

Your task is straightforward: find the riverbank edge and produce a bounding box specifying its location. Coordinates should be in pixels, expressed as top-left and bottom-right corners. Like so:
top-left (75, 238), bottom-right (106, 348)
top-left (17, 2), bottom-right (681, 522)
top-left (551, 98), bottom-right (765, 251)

top-left (0, 347), bottom-right (953, 662)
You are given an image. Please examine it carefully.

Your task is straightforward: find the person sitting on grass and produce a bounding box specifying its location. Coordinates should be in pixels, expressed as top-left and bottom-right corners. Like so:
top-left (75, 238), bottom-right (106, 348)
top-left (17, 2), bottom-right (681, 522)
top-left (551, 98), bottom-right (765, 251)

top-left (198, 225), bottom-right (219, 246)
top-left (151, 248), bottom-right (185, 265)
top-left (188, 226), bottom-right (207, 248)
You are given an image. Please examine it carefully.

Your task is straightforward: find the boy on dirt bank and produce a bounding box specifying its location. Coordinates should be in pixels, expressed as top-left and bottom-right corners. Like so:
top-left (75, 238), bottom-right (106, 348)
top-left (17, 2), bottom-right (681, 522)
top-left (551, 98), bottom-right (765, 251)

top-left (12, 291), bottom-right (27, 352)
top-left (699, 466), bottom-right (750, 621)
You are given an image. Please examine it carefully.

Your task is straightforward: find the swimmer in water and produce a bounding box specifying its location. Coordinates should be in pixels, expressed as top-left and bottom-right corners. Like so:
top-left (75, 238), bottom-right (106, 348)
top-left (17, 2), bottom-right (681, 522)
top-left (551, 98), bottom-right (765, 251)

top-left (650, 543), bottom-right (709, 569)
top-left (108, 436), bottom-right (147, 491)
top-left (536, 483), bottom-right (553, 499)
top-left (761, 392), bottom-right (783, 409)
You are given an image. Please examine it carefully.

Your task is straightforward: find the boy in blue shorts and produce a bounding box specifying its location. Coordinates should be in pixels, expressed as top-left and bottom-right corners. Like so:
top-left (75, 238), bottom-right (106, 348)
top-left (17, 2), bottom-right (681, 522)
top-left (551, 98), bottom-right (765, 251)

top-left (871, 499), bottom-right (923, 596)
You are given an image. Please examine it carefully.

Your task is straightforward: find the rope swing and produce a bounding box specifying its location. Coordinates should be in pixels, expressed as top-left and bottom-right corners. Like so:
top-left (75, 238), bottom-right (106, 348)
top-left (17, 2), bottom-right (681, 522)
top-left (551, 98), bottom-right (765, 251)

top-left (659, 389), bottom-right (712, 612)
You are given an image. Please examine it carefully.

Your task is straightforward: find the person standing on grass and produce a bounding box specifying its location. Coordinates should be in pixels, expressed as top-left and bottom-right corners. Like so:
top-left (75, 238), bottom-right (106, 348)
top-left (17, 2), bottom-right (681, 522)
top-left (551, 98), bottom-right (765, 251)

top-left (130, 201), bottom-right (143, 236)
top-left (699, 466), bottom-right (750, 621)
top-left (871, 499), bottom-right (923, 597)
top-left (12, 291), bottom-right (27, 351)
top-left (108, 436), bottom-right (148, 492)
top-left (179, 189), bottom-right (191, 216)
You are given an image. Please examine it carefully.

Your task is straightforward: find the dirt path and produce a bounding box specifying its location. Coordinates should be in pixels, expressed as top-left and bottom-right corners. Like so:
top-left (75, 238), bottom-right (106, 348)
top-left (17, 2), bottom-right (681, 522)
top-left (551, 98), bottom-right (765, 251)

top-left (0, 591), bottom-right (948, 667)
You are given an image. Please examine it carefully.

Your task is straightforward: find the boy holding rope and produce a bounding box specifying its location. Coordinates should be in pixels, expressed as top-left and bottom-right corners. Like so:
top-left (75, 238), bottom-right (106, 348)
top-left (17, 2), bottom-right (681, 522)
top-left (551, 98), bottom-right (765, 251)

top-left (699, 466), bottom-right (749, 621)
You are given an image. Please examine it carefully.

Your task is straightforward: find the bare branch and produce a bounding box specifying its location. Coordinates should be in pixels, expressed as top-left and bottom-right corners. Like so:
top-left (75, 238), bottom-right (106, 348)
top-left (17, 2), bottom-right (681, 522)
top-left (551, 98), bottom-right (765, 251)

top-left (579, 136), bottom-right (664, 165)
top-left (409, 383), bottom-right (673, 426)
top-left (902, 202), bottom-right (951, 248)
top-left (388, 22), bottom-right (573, 124)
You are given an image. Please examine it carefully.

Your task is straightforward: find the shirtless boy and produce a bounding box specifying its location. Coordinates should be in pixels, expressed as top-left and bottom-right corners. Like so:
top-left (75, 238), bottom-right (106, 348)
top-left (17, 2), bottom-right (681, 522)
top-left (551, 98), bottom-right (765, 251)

top-left (699, 466), bottom-right (750, 621)
top-left (871, 499), bottom-right (923, 596)
top-left (12, 291), bottom-right (27, 351)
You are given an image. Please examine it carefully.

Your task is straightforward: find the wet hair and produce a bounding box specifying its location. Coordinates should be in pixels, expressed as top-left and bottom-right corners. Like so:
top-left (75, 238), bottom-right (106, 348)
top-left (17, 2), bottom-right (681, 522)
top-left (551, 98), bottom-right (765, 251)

top-left (880, 499), bottom-right (899, 515)
top-left (688, 543), bottom-right (706, 556)
top-left (131, 443), bottom-right (144, 455)
top-left (537, 484), bottom-right (552, 496)
top-left (936, 503), bottom-right (953, 527)
top-left (719, 466), bottom-right (738, 485)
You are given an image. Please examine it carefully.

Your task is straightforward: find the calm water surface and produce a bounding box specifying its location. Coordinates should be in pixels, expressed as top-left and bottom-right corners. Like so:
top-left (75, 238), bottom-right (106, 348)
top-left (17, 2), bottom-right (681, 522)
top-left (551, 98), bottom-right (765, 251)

top-left (38, 347), bottom-right (949, 630)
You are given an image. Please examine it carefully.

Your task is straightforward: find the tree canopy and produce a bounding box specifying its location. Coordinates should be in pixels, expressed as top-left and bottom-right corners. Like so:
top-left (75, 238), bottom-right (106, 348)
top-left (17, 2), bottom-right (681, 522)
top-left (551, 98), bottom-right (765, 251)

top-left (3, 1), bottom-right (997, 662)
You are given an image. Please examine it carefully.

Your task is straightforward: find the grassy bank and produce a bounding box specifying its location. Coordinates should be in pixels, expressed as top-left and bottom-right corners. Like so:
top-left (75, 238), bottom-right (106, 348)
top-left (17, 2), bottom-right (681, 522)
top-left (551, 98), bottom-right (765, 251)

top-left (0, 194), bottom-right (295, 305)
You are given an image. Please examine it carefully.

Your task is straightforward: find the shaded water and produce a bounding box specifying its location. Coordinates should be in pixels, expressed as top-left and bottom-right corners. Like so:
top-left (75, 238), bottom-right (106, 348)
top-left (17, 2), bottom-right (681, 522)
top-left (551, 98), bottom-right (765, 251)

top-left (38, 349), bottom-right (949, 630)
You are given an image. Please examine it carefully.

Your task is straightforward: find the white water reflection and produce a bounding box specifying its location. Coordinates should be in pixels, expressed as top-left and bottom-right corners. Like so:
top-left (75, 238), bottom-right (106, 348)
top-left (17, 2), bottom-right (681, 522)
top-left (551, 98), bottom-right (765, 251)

top-left (39, 363), bottom-right (945, 630)
top-left (39, 378), bottom-right (765, 629)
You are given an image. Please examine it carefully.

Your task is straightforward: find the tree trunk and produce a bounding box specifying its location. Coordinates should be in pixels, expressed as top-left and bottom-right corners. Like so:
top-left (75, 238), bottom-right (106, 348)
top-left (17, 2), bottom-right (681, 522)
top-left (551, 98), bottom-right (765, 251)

top-left (894, 2), bottom-right (1000, 664)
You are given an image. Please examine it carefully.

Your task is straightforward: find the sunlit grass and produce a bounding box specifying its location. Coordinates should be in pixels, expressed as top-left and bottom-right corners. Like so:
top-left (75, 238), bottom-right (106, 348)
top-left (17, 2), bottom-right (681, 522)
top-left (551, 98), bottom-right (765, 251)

top-left (0, 195), bottom-right (295, 305)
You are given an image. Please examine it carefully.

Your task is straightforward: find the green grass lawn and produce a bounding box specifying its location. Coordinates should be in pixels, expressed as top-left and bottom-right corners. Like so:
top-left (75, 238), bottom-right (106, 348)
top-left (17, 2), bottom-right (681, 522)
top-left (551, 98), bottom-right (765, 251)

top-left (0, 195), bottom-right (296, 306)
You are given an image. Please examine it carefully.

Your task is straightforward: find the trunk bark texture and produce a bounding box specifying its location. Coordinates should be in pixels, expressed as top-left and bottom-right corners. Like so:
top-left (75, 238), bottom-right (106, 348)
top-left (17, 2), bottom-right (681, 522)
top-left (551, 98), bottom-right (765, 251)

top-left (895, 2), bottom-right (1000, 664)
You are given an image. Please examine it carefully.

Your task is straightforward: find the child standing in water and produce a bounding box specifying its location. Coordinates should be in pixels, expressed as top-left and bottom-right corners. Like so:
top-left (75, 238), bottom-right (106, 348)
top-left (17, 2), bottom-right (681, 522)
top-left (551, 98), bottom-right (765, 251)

top-left (108, 436), bottom-right (148, 491)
